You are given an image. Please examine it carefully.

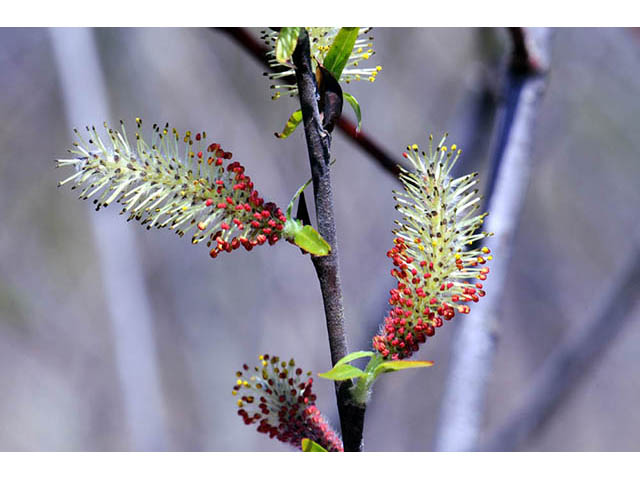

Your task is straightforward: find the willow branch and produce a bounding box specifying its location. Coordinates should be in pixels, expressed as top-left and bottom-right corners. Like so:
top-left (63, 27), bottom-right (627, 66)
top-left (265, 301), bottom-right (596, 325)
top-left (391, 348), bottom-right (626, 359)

top-left (291, 29), bottom-right (365, 452)
top-left (215, 27), bottom-right (402, 177)
top-left (435, 28), bottom-right (551, 452)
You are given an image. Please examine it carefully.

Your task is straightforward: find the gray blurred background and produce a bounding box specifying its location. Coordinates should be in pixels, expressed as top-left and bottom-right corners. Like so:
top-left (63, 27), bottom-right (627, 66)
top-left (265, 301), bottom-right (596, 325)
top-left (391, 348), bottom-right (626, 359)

top-left (0, 27), bottom-right (639, 451)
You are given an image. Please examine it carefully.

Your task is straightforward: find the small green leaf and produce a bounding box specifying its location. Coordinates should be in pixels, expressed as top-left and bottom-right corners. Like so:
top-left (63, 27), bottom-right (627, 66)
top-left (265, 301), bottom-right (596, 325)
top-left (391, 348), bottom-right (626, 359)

top-left (323, 27), bottom-right (359, 80)
top-left (275, 27), bottom-right (300, 64)
top-left (302, 438), bottom-right (328, 452)
top-left (335, 350), bottom-right (374, 368)
top-left (275, 109), bottom-right (303, 139)
top-left (343, 92), bottom-right (362, 132)
top-left (293, 225), bottom-right (331, 256)
top-left (318, 363), bottom-right (366, 381)
top-left (373, 360), bottom-right (434, 378)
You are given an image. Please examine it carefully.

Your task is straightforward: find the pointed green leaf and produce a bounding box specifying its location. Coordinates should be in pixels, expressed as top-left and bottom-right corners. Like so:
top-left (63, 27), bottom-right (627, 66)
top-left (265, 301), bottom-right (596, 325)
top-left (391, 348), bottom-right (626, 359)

top-left (302, 438), bottom-right (328, 452)
top-left (293, 225), bottom-right (331, 256)
top-left (323, 27), bottom-right (359, 80)
top-left (343, 92), bottom-right (362, 132)
top-left (318, 363), bottom-right (366, 381)
top-left (275, 27), bottom-right (300, 64)
top-left (275, 109), bottom-right (303, 139)
top-left (373, 360), bottom-right (434, 378)
top-left (335, 350), bottom-right (374, 368)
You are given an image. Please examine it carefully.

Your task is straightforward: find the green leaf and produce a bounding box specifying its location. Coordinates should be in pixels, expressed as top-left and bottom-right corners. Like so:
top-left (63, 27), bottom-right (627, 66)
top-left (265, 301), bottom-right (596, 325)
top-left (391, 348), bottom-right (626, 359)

top-left (318, 363), bottom-right (366, 381)
top-left (373, 360), bottom-right (434, 378)
top-left (323, 27), bottom-right (359, 80)
top-left (335, 350), bottom-right (374, 368)
top-left (343, 92), bottom-right (362, 132)
top-left (293, 225), bottom-right (331, 256)
top-left (275, 109), bottom-right (303, 139)
top-left (302, 438), bottom-right (328, 452)
top-left (275, 27), bottom-right (300, 64)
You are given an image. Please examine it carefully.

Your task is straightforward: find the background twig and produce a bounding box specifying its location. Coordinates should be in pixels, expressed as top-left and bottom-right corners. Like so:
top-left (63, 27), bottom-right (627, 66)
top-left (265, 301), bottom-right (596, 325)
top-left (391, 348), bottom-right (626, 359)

top-left (435, 28), bottom-right (551, 452)
top-left (291, 29), bottom-right (365, 452)
top-left (483, 233), bottom-right (640, 451)
top-left (49, 28), bottom-right (169, 450)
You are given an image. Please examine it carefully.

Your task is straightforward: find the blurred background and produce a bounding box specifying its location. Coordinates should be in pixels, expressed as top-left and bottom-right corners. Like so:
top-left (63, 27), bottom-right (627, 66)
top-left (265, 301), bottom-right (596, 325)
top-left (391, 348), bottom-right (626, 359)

top-left (0, 27), bottom-right (639, 451)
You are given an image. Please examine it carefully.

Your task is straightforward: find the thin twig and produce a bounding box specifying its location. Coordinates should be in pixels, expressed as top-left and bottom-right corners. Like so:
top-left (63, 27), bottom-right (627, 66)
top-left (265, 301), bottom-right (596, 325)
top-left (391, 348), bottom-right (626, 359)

top-left (434, 28), bottom-right (551, 452)
top-left (215, 27), bottom-right (402, 177)
top-left (291, 29), bottom-right (365, 452)
top-left (49, 28), bottom-right (169, 450)
top-left (483, 236), bottom-right (640, 451)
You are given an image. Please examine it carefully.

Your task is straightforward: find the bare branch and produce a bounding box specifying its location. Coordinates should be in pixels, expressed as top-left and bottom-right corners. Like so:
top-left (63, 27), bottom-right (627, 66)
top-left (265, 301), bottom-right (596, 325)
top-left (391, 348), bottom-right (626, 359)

top-left (483, 236), bottom-right (640, 451)
top-left (49, 28), bottom-right (170, 450)
top-left (291, 29), bottom-right (365, 452)
top-left (434, 28), bottom-right (552, 452)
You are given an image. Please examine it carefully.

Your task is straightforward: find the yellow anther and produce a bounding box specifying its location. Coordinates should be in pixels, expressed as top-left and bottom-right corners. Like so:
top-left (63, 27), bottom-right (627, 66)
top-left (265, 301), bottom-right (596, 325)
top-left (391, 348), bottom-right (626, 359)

top-left (412, 144), bottom-right (419, 151)
top-left (418, 245), bottom-right (425, 251)
top-left (236, 379), bottom-right (243, 386)
top-left (376, 65), bottom-right (382, 71)
top-left (369, 77), bottom-right (375, 82)
top-left (455, 253), bottom-right (461, 260)
top-left (232, 390), bottom-right (237, 396)
top-left (262, 360), bottom-right (267, 367)
top-left (355, 74), bottom-right (361, 81)
top-left (357, 47), bottom-right (363, 53)
top-left (243, 381), bottom-right (249, 387)
top-left (488, 255), bottom-right (493, 260)
top-left (451, 144), bottom-right (457, 151)
top-left (237, 400), bottom-right (243, 407)
top-left (431, 240), bottom-right (438, 247)
top-left (363, 53), bottom-right (370, 60)
top-left (441, 146), bottom-right (448, 152)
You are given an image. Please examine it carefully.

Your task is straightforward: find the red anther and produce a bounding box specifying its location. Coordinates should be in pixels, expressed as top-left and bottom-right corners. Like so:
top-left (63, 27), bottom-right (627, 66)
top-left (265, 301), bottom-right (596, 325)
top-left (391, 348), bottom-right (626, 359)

top-left (251, 220), bottom-right (260, 228)
top-left (215, 180), bottom-right (224, 186)
top-left (478, 274), bottom-right (487, 280)
top-left (217, 202), bottom-right (227, 209)
top-left (209, 248), bottom-right (218, 258)
top-left (480, 267), bottom-right (490, 274)
top-left (275, 223), bottom-right (284, 231)
top-left (425, 325), bottom-right (435, 336)
top-left (268, 219), bottom-right (277, 228)
top-left (447, 282), bottom-right (454, 289)
top-left (207, 143), bottom-right (219, 152)
top-left (403, 152), bottom-right (409, 158)
top-left (233, 218), bottom-right (242, 226)
top-left (221, 222), bottom-right (230, 230)
top-left (424, 272), bottom-right (431, 279)
top-left (440, 284), bottom-right (445, 291)
top-left (478, 290), bottom-right (486, 297)
top-left (429, 262), bottom-right (434, 270)
top-left (197, 222), bottom-right (206, 231)
top-left (197, 151), bottom-right (203, 159)
top-left (231, 238), bottom-right (240, 250)
top-left (451, 294), bottom-right (459, 302)
top-left (256, 234), bottom-right (267, 245)
top-left (215, 158), bottom-right (223, 166)
top-left (205, 199), bottom-right (213, 207)
top-left (224, 151), bottom-right (232, 159)
top-left (263, 228), bottom-right (272, 235)
top-left (261, 210), bottom-right (271, 219)
top-left (233, 183), bottom-right (246, 190)
top-left (475, 282), bottom-right (483, 288)
top-left (253, 212), bottom-right (263, 220)
top-left (429, 298), bottom-right (437, 305)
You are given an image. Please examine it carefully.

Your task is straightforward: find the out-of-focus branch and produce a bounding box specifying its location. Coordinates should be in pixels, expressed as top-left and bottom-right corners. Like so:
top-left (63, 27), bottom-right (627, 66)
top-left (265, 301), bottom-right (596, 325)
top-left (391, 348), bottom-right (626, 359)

top-left (483, 236), bottom-right (640, 451)
top-left (215, 27), bottom-right (403, 177)
top-left (291, 29), bottom-right (365, 453)
top-left (49, 28), bottom-right (169, 450)
top-left (435, 28), bottom-right (551, 452)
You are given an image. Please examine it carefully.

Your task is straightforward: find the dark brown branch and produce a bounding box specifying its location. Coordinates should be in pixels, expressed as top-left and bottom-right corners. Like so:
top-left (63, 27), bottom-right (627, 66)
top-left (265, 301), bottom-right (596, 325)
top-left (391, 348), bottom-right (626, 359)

top-left (215, 27), bottom-right (401, 178)
top-left (483, 237), bottom-right (640, 451)
top-left (291, 28), bottom-right (365, 453)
